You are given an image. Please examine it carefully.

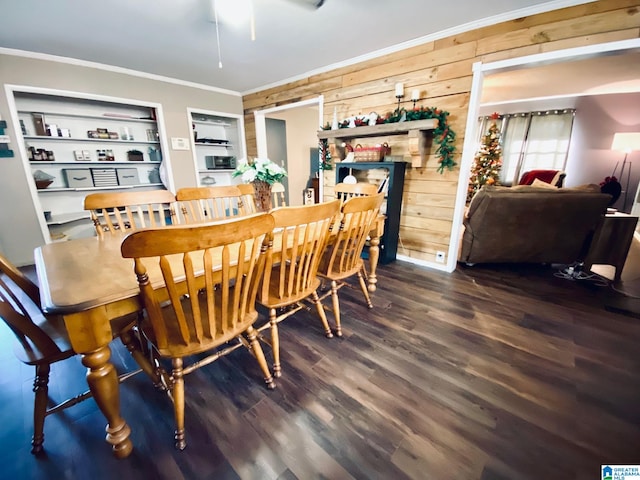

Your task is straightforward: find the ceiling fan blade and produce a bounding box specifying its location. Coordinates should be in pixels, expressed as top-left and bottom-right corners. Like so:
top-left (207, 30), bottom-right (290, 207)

top-left (285, 0), bottom-right (326, 9)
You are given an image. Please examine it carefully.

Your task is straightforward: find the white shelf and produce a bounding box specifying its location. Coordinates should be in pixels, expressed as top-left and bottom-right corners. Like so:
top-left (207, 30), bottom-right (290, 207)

top-left (198, 169), bottom-right (235, 173)
top-left (24, 135), bottom-right (159, 145)
top-left (192, 119), bottom-right (231, 127)
top-left (19, 110), bottom-right (156, 123)
top-left (194, 142), bottom-right (233, 148)
top-left (37, 183), bottom-right (163, 193)
top-left (46, 211), bottom-right (90, 225)
top-left (30, 161), bottom-right (161, 166)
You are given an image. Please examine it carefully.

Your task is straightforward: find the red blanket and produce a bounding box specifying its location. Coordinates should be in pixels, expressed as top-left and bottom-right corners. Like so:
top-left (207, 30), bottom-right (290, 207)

top-left (518, 170), bottom-right (559, 185)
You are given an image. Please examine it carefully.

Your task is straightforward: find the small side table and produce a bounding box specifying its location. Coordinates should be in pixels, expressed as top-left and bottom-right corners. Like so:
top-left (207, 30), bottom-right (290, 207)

top-left (584, 212), bottom-right (639, 282)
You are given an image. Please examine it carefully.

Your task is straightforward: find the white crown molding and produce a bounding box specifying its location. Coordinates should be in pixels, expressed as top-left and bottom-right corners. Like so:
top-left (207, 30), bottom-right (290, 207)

top-left (242, 0), bottom-right (596, 95)
top-left (0, 47), bottom-right (242, 97)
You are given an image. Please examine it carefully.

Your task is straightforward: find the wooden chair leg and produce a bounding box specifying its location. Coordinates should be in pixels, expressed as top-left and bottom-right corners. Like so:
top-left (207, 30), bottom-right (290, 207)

top-left (119, 328), bottom-right (164, 389)
top-left (329, 281), bottom-right (341, 337)
top-left (269, 308), bottom-right (281, 378)
top-left (31, 364), bottom-right (50, 455)
top-left (245, 326), bottom-right (275, 390)
top-left (311, 292), bottom-right (342, 338)
top-left (357, 270), bottom-right (373, 308)
top-left (171, 358), bottom-right (186, 450)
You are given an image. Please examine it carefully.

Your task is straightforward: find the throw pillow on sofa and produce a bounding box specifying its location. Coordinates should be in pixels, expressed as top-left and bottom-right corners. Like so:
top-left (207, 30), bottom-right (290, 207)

top-left (531, 178), bottom-right (558, 189)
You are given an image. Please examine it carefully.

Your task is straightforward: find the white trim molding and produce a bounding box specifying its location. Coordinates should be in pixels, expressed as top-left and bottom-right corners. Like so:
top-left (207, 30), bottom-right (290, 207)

top-left (445, 38), bottom-right (640, 275)
top-left (0, 48), bottom-right (242, 97)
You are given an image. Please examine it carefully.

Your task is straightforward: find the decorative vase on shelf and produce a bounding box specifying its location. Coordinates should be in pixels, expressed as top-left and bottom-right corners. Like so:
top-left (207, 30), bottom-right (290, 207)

top-left (252, 180), bottom-right (272, 212)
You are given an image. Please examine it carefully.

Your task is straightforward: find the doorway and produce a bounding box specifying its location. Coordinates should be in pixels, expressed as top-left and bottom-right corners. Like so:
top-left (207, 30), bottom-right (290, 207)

top-left (254, 96), bottom-right (324, 206)
top-left (448, 38), bottom-right (640, 273)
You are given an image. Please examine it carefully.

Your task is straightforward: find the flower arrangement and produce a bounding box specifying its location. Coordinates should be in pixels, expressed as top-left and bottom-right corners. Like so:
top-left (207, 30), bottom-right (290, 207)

top-left (232, 157), bottom-right (287, 185)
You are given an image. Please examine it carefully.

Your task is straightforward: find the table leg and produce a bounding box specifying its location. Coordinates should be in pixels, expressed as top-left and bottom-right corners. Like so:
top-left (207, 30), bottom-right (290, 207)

top-left (82, 346), bottom-right (133, 458)
top-left (63, 309), bottom-right (133, 458)
top-left (366, 216), bottom-right (385, 293)
top-left (368, 231), bottom-right (380, 293)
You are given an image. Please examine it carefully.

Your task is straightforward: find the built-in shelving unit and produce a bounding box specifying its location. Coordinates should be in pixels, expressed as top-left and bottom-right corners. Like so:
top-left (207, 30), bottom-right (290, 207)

top-left (336, 161), bottom-right (407, 264)
top-left (188, 108), bottom-right (246, 187)
top-left (12, 90), bottom-right (168, 241)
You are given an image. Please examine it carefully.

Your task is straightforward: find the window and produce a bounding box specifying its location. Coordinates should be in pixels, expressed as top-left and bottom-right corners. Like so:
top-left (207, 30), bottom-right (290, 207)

top-left (478, 109), bottom-right (575, 185)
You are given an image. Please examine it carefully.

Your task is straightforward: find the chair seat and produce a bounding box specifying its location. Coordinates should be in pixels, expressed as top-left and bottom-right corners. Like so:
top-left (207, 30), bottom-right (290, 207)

top-left (319, 254), bottom-right (364, 282)
top-left (141, 291), bottom-right (260, 358)
top-left (260, 267), bottom-right (322, 309)
top-left (11, 310), bottom-right (74, 366)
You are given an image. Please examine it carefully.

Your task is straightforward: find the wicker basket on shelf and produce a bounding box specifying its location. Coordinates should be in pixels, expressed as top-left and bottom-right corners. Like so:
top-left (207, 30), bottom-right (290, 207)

top-left (353, 143), bottom-right (390, 162)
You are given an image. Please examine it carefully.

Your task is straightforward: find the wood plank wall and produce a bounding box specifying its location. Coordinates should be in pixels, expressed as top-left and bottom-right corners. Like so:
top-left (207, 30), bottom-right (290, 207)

top-left (243, 0), bottom-right (640, 264)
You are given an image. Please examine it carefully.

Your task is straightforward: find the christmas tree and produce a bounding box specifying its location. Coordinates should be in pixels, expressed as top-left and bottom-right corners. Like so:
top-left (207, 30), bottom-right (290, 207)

top-left (467, 113), bottom-right (503, 203)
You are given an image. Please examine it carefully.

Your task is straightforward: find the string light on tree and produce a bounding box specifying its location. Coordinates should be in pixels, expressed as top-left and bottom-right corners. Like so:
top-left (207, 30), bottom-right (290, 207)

top-left (467, 112), bottom-right (503, 203)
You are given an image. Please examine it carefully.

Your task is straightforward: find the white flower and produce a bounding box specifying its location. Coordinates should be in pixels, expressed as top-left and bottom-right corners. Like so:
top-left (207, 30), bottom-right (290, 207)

top-left (233, 156), bottom-right (287, 185)
top-left (242, 169), bottom-right (257, 182)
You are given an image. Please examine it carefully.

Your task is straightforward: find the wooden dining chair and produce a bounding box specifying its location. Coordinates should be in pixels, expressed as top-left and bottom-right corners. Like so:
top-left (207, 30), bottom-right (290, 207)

top-left (256, 200), bottom-right (341, 378)
top-left (176, 185), bottom-right (247, 223)
top-left (271, 182), bottom-right (286, 208)
top-left (236, 183), bottom-right (258, 214)
top-left (84, 189), bottom-right (177, 238)
top-left (334, 182), bottom-right (378, 204)
top-left (0, 253), bottom-right (141, 455)
top-left (120, 213), bottom-right (276, 450)
top-left (318, 193), bottom-right (384, 337)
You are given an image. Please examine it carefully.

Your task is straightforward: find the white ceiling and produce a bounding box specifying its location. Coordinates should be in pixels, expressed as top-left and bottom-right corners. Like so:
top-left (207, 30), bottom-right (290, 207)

top-left (0, 0), bottom-right (593, 94)
top-left (479, 50), bottom-right (640, 113)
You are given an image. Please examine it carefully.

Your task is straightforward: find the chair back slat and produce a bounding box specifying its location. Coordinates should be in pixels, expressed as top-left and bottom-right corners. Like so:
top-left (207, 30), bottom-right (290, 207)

top-left (261, 201), bottom-right (340, 304)
top-left (84, 190), bottom-right (177, 238)
top-left (121, 214), bottom-right (274, 356)
top-left (334, 182), bottom-right (378, 205)
top-left (176, 186), bottom-right (247, 223)
top-left (237, 184), bottom-right (258, 214)
top-left (324, 194), bottom-right (384, 278)
top-left (271, 182), bottom-right (286, 208)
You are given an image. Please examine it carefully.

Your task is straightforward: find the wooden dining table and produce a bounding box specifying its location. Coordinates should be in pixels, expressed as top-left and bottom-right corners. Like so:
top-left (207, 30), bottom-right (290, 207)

top-left (34, 218), bottom-right (384, 458)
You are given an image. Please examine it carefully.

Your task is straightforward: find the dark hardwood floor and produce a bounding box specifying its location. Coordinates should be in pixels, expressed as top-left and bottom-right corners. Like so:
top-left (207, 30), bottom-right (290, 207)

top-left (2, 261), bottom-right (639, 479)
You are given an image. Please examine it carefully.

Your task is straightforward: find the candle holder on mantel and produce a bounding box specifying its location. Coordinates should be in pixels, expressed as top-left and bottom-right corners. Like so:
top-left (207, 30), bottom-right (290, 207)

top-left (410, 89), bottom-right (425, 109)
top-left (393, 85), bottom-right (426, 112)
top-left (411, 96), bottom-right (426, 109)
top-left (395, 92), bottom-right (404, 113)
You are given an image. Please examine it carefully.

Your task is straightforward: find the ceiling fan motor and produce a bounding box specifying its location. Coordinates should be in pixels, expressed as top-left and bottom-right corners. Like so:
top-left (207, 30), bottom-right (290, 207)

top-left (288, 0), bottom-right (326, 9)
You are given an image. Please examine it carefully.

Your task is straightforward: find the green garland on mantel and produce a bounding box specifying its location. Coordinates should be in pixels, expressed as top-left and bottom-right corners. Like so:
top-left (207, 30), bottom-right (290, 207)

top-left (323, 106), bottom-right (457, 174)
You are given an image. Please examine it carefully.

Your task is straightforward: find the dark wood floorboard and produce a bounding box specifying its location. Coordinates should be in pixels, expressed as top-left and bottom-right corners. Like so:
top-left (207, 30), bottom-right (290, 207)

top-left (2, 261), bottom-right (640, 479)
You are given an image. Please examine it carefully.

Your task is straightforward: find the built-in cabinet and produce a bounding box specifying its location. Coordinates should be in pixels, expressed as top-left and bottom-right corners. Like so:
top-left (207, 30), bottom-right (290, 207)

top-left (336, 161), bottom-right (407, 264)
top-left (189, 109), bottom-right (245, 187)
top-left (12, 90), bottom-right (167, 241)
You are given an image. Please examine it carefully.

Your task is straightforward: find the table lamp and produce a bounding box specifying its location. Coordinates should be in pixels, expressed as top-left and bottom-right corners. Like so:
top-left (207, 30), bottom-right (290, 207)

top-left (611, 132), bottom-right (640, 212)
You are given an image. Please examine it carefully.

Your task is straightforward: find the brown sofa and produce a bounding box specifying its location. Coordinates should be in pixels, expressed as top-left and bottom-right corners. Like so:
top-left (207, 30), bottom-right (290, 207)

top-left (459, 185), bottom-right (611, 265)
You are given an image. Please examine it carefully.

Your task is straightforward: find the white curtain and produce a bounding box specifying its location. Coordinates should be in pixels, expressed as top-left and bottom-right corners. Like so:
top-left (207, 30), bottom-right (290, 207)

top-left (479, 110), bottom-right (575, 185)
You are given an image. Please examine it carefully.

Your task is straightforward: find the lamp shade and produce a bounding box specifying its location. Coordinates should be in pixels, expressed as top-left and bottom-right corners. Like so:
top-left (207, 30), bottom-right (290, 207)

top-left (611, 132), bottom-right (640, 153)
